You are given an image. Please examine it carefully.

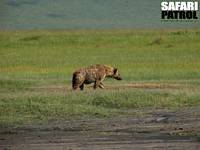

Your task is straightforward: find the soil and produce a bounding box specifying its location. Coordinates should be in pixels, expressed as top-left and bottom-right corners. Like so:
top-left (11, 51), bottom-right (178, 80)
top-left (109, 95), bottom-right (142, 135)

top-left (0, 108), bottom-right (200, 150)
top-left (29, 82), bottom-right (183, 92)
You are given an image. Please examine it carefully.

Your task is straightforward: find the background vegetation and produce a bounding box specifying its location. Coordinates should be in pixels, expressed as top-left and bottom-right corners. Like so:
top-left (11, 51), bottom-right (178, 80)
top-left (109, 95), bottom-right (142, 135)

top-left (0, 29), bottom-right (200, 126)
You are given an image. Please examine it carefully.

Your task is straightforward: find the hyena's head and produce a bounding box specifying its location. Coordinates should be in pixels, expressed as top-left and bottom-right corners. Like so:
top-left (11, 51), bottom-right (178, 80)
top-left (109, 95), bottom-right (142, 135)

top-left (112, 68), bottom-right (122, 80)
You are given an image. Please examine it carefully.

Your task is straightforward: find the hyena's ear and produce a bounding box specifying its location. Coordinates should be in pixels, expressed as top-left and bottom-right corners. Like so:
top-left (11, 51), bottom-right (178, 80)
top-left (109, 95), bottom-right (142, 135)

top-left (113, 68), bottom-right (118, 74)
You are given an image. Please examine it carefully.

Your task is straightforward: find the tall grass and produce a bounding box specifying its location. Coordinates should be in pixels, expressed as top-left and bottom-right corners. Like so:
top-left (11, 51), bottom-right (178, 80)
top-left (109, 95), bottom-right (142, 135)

top-left (1, 88), bottom-right (200, 126)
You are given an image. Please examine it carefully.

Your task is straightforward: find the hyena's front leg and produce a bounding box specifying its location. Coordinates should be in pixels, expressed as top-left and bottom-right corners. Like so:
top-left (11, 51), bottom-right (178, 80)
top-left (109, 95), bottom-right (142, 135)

top-left (94, 80), bottom-right (100, 89)
top-left (99, 82), bottom-right (104, 89)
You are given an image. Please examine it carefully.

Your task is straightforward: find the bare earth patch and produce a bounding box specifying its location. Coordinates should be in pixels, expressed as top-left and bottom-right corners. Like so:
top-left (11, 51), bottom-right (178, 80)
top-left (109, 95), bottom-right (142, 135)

top-left (29, 83), bottom-right (183, 92)
top-left (0, 108), bottom-right (200, 150)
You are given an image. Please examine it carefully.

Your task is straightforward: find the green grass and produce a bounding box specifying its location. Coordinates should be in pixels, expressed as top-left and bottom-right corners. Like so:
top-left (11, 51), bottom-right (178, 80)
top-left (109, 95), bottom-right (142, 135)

top-left (1, 88), bottom-right (200, 126)
top-left (0, 29), bottom-right (200, 126)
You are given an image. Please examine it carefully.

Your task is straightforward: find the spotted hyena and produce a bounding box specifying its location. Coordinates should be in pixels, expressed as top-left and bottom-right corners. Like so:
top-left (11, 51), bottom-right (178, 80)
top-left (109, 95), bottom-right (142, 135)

top-left (72, 64), bottom-right (122, 90)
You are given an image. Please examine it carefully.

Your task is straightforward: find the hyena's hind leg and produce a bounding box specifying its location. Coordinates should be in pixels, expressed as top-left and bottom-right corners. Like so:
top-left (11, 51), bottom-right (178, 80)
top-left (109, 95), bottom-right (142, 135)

top-left (80, 84), bottom-right (84, 90)
top-left (73, 82), bottom-right (84, 90)
top-left (72, 73), bottom-right (84, 90)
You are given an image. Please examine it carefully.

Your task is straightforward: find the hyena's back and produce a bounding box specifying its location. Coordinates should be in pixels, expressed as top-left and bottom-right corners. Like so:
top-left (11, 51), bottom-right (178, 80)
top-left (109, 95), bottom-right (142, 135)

top-left (72, 67), bottom-right (98, 89)
top-left (72, 65), bottom-right (103, 90)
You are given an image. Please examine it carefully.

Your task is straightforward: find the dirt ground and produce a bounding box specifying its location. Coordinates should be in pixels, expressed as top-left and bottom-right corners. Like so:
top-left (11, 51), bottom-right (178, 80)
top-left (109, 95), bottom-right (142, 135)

top-left (0, 107), bottom-right (200, 150)
top-left (29, 82), bottom-right (183, 92)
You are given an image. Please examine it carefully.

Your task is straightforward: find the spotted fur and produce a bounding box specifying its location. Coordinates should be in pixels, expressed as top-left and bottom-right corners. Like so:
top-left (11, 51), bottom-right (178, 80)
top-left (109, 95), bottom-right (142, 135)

top-left (72, 64), bottom-right (122, 90)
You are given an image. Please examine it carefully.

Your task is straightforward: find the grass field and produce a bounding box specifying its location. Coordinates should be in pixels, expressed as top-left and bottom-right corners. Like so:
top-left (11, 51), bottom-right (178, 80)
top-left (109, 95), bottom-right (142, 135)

top-left (0, 29), bottom-right (200, 126)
